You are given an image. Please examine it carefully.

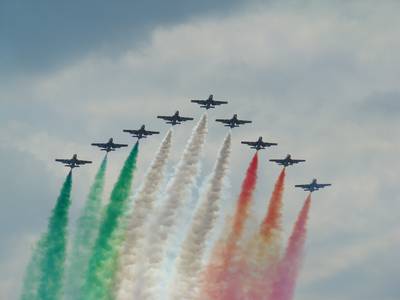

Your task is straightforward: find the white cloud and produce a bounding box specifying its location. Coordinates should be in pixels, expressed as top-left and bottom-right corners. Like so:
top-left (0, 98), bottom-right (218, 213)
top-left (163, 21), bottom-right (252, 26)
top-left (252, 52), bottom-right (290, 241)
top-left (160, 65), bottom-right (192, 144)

top-left (300, 228), bottom-right (400, 285)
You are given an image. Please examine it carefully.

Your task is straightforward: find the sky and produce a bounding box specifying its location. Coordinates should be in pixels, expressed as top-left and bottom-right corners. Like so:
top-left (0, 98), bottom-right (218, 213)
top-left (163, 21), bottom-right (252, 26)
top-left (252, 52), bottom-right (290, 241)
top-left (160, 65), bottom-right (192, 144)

top-left (1, 1), bottom-right (400, 299)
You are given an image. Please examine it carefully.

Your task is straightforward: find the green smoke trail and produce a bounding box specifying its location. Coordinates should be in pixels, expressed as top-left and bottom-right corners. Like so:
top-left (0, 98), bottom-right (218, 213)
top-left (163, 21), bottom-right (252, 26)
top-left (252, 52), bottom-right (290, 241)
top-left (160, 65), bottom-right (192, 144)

top-left (81, 142), bottom-right (139, 300)
top-left (20, 237), bottom-right (45, 300)
top-left (20, 172), bottom-right (73, 300)
top-left (65, 156), bottom-right (108, 300)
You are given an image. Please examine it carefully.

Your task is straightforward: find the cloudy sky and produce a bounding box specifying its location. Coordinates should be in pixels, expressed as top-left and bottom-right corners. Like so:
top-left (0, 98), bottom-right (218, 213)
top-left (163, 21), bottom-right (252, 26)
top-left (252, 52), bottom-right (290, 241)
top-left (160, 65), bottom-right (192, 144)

top-left (1, 1), bottom-right (400, 299)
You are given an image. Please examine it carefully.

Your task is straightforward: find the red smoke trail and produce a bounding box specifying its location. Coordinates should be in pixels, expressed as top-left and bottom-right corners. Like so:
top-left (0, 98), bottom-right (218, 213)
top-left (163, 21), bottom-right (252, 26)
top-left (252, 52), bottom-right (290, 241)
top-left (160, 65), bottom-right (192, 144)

top-left (260, 167), bottom-right (286, 239)
top-left (239, 167), bottom-right (286, 300)
top-left (268, 194), bottom-right (312, 300)
top-left (200, 152), bottom-right (259, 300)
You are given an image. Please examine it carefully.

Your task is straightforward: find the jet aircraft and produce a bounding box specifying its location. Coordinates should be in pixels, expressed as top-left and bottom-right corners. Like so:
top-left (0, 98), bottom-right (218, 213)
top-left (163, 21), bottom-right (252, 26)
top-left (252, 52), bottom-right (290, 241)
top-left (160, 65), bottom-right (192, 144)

top-left (157, 111), bottom-right (194, 126)
top-left (241, 136), bottom-right (277, 151)
top-left (269, 154), bottom-right (305, 167)
top-left (191, 94), bottom-right (228, 110)
top-left (216, 114), bottom-right (252, 128)
top-left (55, 154), bottom-right (92, 169)
top-left (91, 138), bottom-right (128, 152)
top-left (295, 179), bottom-right (332, 192)
top-left (123, 125), bottom-right (160, 139)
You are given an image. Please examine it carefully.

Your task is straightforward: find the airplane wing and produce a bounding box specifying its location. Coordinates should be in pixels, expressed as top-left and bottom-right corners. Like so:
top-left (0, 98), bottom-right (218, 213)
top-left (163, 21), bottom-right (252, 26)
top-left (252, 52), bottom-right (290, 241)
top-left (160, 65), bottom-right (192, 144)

top-left (91, 143), bottom-right (108, 148)
top-left (295, 184), bottom-right (309, 188)
top-left (76, 159), bottom-right (92, 165)
top-left (291, 159), bottom-right (306, 164)
top-left (157, 116), bottom-right (174, 121)
top-left (241, 141), bottom-right (257, 146)
top-left (215, 119), bottom-right (231, 124)
top-left (113, 143), bottom-right (128, 148)
top-left (316, 183), bottom-right (331, 188)
top-left (55, 159), bottom-right (72, 164)
top-left (178, 116), bottom-right (194, 121)
top-left (236, 119), bottom-right (252, 124)
top-left (145, 130), bottom-right (160, 135)
top-left (212, 100), bottom-right (228, 105)
top-left (269, 159), bottom-right (285, 165)
top-left (295, 184), bottom-right (311, 189)
top-left (191, 100), bottom-right (206, 104)
top-left (262, 142), bottom-right (278, 147)
top-left (123, 129), bottom-right (139, 134)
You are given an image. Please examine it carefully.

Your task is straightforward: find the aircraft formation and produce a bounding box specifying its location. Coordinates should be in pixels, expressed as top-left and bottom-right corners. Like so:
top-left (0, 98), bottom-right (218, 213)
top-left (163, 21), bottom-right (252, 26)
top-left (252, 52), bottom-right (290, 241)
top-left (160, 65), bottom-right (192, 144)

top-left (55, 94), bottom-right (331, 193)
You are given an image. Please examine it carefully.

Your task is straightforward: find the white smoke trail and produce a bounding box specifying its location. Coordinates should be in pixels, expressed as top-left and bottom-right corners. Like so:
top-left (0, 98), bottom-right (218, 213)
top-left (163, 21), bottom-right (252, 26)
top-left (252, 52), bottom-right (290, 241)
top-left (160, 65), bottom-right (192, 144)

top-left (114, 130), bottom-right (172, 300)
top-left (169, 133), bottom-right (231, 300)
top-left (133, 114), bottom-right (208, 300)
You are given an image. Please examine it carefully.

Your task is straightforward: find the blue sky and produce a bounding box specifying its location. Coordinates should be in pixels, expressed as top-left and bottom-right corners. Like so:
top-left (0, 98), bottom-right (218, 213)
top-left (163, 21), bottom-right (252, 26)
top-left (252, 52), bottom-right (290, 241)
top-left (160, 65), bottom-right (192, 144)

top-left (1, 1), bottom-right (400, 299)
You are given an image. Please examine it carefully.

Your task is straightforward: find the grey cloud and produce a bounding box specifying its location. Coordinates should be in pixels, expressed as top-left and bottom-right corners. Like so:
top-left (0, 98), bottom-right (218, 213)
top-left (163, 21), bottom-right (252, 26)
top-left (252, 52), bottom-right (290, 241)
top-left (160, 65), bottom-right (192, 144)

top-left (359, 91), bottom-right (400, 118)
top-left (0, 147), bottom-right (59, 299)
top-left (0, 0), bottom-right (254, 78)
top-left (0, 147), bottom-right (59, 238)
